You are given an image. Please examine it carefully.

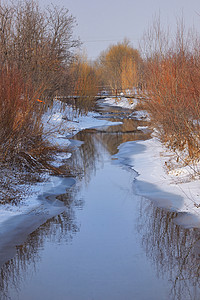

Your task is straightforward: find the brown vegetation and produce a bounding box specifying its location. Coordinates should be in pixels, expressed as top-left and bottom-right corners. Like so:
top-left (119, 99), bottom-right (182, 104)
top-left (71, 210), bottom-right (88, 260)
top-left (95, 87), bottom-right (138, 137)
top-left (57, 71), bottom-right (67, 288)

top-left (0, 0), bottom-right (79, 99)
top-left (69, 55), bottom-right (100, 113)
top-left (141, 18), bottom-right (200, 161)
top-left (0, 1), bottom-right (79, 203)
top-left (0, 0), bottom-right (79, 162)
top-left (0, 66), bottom-right (42, 161)
top-left (97, 40), bottom-right (143, 94)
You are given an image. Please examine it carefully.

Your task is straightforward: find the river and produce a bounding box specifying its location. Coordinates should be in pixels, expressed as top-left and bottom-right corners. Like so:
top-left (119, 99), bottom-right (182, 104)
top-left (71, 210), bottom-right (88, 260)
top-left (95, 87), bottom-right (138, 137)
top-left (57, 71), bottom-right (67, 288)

top-left (0, 102), bottom-right (200, 300)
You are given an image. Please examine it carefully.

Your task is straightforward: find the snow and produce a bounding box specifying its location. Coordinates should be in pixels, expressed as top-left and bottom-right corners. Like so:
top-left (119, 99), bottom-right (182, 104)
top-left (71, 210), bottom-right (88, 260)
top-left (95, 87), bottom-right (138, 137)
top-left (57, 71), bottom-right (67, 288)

top-left (1, 96), bottom-right (200, 230)
top-left (131, 110), bottom-right (150, 121)
top-left (102, 97), bottom-right (150, 121)
top-left (102, 97), bottom-right (200, 227)
top-left (43, 100), bottom-right (122, 142)
top-left (114, 137), bottom-right (200, 227)
top-left (0, 99), bottom-right (121, 226)
top-left (137, 126), bottom-right (149, 132)
top-left (0, 175), bottom-right (67, 224)
top-left (105, 96), bottom-right (200, 228)
top-left (103, 97), bottom-right (138, 109)
top-left (51, 152), bottom-right (72, 167)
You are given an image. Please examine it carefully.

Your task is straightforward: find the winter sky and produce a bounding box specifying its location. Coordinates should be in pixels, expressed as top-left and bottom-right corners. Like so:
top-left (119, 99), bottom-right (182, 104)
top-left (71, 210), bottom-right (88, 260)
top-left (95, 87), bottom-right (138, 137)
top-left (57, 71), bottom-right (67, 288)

top-left (40, 0), bottom-right (200, 60)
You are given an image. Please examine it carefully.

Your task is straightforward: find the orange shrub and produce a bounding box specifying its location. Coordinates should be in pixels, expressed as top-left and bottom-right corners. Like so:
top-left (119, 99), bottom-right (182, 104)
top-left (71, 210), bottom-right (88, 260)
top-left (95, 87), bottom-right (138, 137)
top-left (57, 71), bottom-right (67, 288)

top-left (0, 66), bottom-right (44, 162)
top-left (145, 50), bottom-right (200, 159)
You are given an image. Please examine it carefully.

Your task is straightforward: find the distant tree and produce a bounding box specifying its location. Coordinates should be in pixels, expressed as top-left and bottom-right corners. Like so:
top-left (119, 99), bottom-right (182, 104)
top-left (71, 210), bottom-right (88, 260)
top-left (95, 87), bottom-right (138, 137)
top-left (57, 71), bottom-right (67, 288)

top-left (98, 40), bottom-right (143, 93)
top-left (69, 55), bottom-right (100, 113)
top-left (121, 56), bottom-right (138, 91)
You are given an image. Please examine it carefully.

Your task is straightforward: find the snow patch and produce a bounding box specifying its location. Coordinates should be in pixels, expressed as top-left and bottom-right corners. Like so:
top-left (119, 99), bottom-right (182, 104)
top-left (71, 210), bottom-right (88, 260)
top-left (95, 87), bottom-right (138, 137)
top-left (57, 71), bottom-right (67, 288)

top-left (137, 126), bottom-right (149, 131)
top-left (103, 97), bottom-right (138, 109)
top-left (132, 110), bottom-right (150, 121)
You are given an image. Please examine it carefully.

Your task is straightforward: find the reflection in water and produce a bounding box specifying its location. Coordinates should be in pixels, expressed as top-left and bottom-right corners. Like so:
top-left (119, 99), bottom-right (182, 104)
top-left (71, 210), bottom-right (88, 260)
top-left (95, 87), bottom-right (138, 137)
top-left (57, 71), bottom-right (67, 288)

top-left (69, 130), bottom-right (103, 185)
top-left (0, 186), bottom-right (82, 300)
top-left (69, 114), bottom-right (151, 185)
top-left (0, 107), bottom-right (151, 299)
top-left (137, 197), bottom-right (200, 300)
top-left (0, 104), bottom-right (200, 299)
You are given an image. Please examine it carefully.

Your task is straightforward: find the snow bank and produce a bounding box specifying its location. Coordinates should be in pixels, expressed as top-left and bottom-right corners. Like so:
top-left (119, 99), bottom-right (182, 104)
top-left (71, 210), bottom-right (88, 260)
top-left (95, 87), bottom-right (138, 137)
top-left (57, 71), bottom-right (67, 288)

top-left (43, 100), bottom-right (122, 143)
top-left (0, 175), bottom-right (69, 225)
top-left (114, 137), bottom-right (200, 228)
top-left (103, 97), bottom-right (138, 109)
top-left (0, 100), bottom-right (121, 226)
top-left (103, 96), bottom-right (200, 227)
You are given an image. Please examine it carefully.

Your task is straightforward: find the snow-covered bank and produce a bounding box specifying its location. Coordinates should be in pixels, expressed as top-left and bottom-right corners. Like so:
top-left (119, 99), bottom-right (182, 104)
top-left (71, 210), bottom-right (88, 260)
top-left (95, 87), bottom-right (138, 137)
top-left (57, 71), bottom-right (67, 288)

top-left (43, 100), bottom-right (122, 143)
top-left (103, 96), bottom-right (138, 109)
top-left (102, 96), bottom-right (200, 227)
top-left (114, 137), bottom-right (200, 228)
top-left (0, 101), bottom-right (121, 227)
top-left (102, 97), bottom-right (150, 121)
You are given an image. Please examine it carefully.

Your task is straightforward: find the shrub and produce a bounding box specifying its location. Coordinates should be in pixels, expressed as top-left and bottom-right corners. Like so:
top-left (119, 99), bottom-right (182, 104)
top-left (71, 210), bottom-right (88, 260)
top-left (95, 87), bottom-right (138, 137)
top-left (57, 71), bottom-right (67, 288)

top-left (142, 18), bottom-right (200, 161)
top-left (0, 66), bottom-right (44, 166)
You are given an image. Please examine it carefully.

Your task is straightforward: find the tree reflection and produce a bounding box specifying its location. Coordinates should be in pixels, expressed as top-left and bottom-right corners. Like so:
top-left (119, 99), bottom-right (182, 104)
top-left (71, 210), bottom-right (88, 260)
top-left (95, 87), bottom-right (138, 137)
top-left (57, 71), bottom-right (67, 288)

top-left (0, 107), bottom-right (151, 299)
top-left (95, 120), bottom-right (151, 155)
top-left (0, 186), bottom-right (81, 300)
top-left (70, 130), bottom-right (103, 185)
top-left (137, 197), bottom-right (200, 300)
top-left (69, 113), bottom-right (150, 185)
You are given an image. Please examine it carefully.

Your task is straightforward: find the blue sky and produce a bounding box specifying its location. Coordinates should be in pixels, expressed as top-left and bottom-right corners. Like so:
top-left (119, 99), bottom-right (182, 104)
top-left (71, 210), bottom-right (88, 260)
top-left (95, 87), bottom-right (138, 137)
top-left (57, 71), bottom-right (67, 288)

top-left (40, 0), bottom-right (200, 60)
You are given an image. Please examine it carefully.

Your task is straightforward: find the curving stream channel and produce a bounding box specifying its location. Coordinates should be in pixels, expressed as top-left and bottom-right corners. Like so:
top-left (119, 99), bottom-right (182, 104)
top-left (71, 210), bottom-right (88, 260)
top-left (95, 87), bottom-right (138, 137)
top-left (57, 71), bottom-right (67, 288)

top-left (0, 102), bottom-right (200, 300)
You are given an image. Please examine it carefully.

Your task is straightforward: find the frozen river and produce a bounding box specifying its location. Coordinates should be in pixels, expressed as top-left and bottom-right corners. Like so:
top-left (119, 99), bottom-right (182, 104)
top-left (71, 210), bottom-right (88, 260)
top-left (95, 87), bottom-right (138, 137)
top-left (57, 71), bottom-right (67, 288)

top-left (0, 104), bottom-right (200, 300)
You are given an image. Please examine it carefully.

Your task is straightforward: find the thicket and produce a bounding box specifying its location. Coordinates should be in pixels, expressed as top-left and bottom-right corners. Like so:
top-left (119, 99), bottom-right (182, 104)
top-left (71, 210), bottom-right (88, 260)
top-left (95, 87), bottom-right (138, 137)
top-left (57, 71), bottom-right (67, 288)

top-left (0, 0), bottom-right (79, 202)
top-left (0, 67), bottom-right (42, 162)
top-left (141, 18), bottom-right (200, 162)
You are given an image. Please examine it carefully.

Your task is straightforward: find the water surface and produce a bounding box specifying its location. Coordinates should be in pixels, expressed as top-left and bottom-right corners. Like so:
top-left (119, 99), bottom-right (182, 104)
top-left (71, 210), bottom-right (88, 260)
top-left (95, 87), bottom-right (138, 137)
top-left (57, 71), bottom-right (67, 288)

top-left (0, 105), bottom-right (200, 300)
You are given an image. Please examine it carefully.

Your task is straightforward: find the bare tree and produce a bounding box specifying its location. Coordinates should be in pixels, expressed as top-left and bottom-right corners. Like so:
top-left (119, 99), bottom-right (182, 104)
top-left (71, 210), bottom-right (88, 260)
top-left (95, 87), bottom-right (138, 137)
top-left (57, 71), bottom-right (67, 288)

top-left (0, 3), bottom-right (14, 66)
top-left (0, 0), bottom-right (80, 98)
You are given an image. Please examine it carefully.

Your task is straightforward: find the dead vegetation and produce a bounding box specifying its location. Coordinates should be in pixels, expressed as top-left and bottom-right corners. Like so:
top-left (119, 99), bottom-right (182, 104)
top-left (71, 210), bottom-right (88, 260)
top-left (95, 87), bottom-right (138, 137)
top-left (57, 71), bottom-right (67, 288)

top-left (0, 0), bottom-right (79, 204)
top-left (141, 17), bottom-right (200, 165)
top-left (0, 66), bottom-right (72, 204)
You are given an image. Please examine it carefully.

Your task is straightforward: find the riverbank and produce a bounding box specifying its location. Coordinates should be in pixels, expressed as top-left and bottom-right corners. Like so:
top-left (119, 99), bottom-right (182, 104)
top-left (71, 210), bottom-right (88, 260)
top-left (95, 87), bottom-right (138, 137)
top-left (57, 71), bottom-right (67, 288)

top-left (104, 96), bottom-right (200, 227)
top-left (1, 95), bottom-right (200, 241)
top-left (0, 100), bottom-right (122, 228)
